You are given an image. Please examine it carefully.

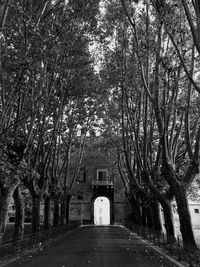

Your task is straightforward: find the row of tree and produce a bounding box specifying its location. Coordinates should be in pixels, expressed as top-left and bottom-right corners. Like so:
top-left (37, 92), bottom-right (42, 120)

top-left (0, 0), bottom-right (103, 242)
top-left (1, 0), bottom-right (200, 251)
top-left (99, 0), bottom-right (200, 249)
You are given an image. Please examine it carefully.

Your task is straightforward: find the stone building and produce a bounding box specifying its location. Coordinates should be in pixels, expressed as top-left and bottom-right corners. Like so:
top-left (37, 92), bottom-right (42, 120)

top-left (69, 138), bottom-right (131, 225)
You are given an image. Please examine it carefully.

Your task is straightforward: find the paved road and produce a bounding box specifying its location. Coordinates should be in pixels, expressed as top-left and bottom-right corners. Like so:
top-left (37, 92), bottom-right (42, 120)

top-left (5, 226), bottom-right (178, 267)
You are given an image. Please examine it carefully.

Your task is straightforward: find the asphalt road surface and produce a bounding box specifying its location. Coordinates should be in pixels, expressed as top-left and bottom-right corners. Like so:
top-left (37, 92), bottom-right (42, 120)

top-left (5, 225), bottom-right (178, 267)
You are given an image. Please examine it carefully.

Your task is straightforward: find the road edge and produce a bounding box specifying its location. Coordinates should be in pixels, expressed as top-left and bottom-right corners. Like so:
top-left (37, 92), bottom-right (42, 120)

top-left (122, 226), bottom-right (189, 267)
top-left (0, 227), bottom-right (81, 267)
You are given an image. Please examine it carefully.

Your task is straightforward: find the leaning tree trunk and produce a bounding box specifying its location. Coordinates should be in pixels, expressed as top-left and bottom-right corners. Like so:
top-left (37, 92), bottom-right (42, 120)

top-left (31, 194), bottom-right (41, 233)
top-left (149, 200), bottom-right (162, 232)
top-left (162, 162), bottom-right (197, 248)
top-left (160, 199), bottom-right (176, 243)
top-left (175, 185), bottom-right (197, 249)
top-left (13, 186), bottom-right (24, 241)
top-left (44, 195), bottom-right (51, 230)
top-left (0, 179), bottom-right (20, 243)
top-left (141, 171), bottom-right (175, 240)
top-left (53, 198), bottom-right (60, 227)
top-left (0, 191), bottom-right (12, 243)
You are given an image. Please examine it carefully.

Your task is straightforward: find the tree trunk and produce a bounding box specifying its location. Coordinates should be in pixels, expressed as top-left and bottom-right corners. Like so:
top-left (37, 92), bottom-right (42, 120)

top-left (65, 195), bottom-right (71, 224)
top-left (149, 200), bottom-right (162, 232)
top-left (0, 192), bottom-right (12, 243)
top-left (0, 179), bottom-right (19, 243)
top-left (13, 186), bottom-right (24, 241)
top-left (53, 198), bottom-right (60, 227)
top-left (175, 186), bottom-right (197, 249)
top-left (147, 206), bottom-right (153, 229)
top-left (161, 162), bottom-right (197, 248)
top-left (60, 199), bottom-right (66, 225)
top-left (128, 194), bottom-right (142, 225)
top-left (142, 206), bottom-right (148, 227)
top-left (31, 195), bottom-right (41, 233)
top-left (140, 171), bottom-right (174, 237)
top-left (160, 199), bottom-right (176, 243)
top-left (44, 195), bottom-right (51, 230)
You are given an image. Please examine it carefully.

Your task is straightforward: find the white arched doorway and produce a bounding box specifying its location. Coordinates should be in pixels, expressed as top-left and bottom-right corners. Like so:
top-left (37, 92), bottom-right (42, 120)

top-left (94, 197), bottom-right (110, 225)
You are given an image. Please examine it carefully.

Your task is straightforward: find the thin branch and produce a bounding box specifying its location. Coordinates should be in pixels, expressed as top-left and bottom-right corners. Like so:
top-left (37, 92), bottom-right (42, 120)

top-left (185, 45), bottom-right (195, 159)
top-left (166, 28), bottom-right (200, 94)
top-left (181, 0), bottom-right (200, 54)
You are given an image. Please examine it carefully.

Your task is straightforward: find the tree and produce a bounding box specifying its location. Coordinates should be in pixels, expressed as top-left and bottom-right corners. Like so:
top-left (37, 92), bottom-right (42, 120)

top-left (0, 0), bottom-right (101, 236)
top-left (119, 0), bottom-right (200, 248)
top-left (98, 0), bottom-right (175, 240)
top-left (97, 0), bottom-right (200, 247)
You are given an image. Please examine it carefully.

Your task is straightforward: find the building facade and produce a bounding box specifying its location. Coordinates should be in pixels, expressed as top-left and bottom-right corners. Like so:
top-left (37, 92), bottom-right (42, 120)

top-left (69, 139), bottom-right (132, 225)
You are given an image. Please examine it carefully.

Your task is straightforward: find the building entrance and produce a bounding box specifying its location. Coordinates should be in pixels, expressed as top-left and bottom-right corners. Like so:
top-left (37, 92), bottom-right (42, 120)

top-left (94, 197), bottom-right (110, 225)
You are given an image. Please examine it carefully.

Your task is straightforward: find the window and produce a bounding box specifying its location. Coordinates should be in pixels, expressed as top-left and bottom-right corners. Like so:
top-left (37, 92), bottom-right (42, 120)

top-left (194, 209), bottom-right (199, 214)
top-left (97, 169), bottom-right (108, 181)
top-left (77, 168), bottom-right (86, 182)
top-left (77, 195), bottom-right (83, 201)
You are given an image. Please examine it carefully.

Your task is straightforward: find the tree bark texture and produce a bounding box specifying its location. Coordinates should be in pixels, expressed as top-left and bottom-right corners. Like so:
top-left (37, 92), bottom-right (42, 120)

top-left (44, 195), bottom-right (51, 230)
top-left (60, 200), bottom-right (66, 225)
top-left (140, 171), bottom-right (175, 240)
top-left (128, 194), bottom-right (142, 225)
top-left (13, 186), bottom-right (24, 241)
top-left (148, 200), bottom-right (162, 232)
top-left (31, 195), bottom-right (41, 233)
top-left (0, 193), bottom-right (11, 243)
top-left (53, 198), bottom-right (60, 227)
top-left (65, 195), bottom-right (71, 224)
top-left (175, 186), bottom-right (197, 249)
top-left (162, 163), bottom-right (197, 248)
top-left (160, 200), bottom-right (176, 243)
top-left (0, 179), bottom-right (19, 243)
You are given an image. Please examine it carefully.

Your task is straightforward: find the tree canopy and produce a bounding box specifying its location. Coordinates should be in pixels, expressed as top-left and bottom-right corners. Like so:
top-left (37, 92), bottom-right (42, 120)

top-left (0, 0), bottom-right (200, 249)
